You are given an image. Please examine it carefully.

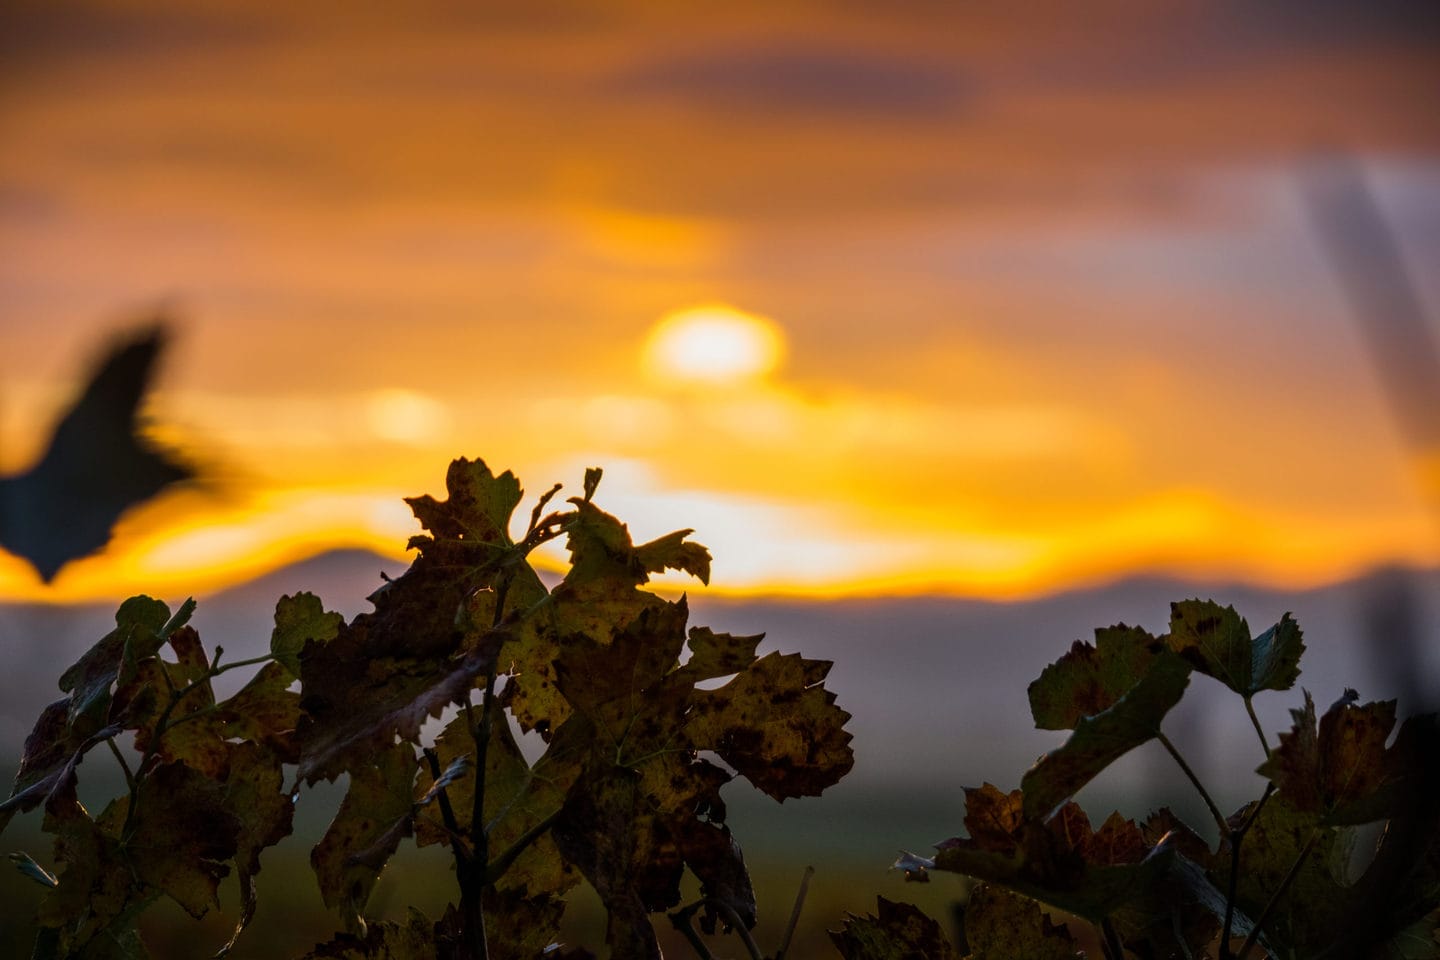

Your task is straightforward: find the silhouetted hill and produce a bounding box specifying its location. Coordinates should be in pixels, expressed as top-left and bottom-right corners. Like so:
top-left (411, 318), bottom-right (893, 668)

top-left (2, 551), bottom-right (1435, 808)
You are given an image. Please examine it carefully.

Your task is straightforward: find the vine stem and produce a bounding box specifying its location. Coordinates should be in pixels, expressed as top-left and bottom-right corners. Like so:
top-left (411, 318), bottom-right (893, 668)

top-left (121, 655), bottom-right (250, 837)
top-left (105, 738), bottom-right (135, 791)
top-left (1099, 916), bottom-right (1125, 960)
top-left (1243, 696), bottom-right (1271, 758)
top-left (458, 571), bottom-right (515, 960)
top-left (774, 866), bottom-right (814, 960)
top-left (1219, 784), bottom-right (1275, 960)
top-left (1235, 827), bottom-right (1320, 959)
top-left (668, 904), bottom-right (718, 960)
top-left (1156, 731), bottom-right (1227, 835)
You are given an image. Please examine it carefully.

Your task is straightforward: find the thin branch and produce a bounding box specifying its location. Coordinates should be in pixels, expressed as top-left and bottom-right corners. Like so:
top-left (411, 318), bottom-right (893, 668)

top-left (210, 654), bottom-right (276, 677)
top-left (1100, 917), bottom-right (1125, 960)
top-left (424, 749), bottom-right (469, 868)
top-left (483, 809), bottom-right (562, 885)
top-left (705, 899), bottom-right (763, 960)
top-left (1235, 827), bottom-right (1321, 959)
top-left (667, 904), bottom-right (717, 960)
top-left (775, 866), bottom-right (814, 960)
top-left (1221, 783), bottom-right (1276, 960)
top-left (105, 738), bottom-right (135, 791)
top-left (1243, 696), bottom-right (1271, 759)
top-left (1156, 731), bottom-right (1227, 835)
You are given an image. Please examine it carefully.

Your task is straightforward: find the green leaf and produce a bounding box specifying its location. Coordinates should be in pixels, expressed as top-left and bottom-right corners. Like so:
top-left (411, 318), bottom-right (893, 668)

top-left (963, 884), bottom-right (1082, 960)
top-left (829, 897), bottom-right (959, 960)
top-left (1020, 650), bottom-right (1190, 819)
top-left (1167, 600), bottom-right (1304, 696)
top-left (270, 592), bottom-right (343, 679)
top-left (311, 742), bottom-right (418, 929)
top-left (1257, 689), bottom-right (1407, 824)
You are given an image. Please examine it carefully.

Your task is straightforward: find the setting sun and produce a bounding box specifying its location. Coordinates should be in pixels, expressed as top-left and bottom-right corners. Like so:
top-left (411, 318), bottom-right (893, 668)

top-left (642, 304), bottom-right (786, 387)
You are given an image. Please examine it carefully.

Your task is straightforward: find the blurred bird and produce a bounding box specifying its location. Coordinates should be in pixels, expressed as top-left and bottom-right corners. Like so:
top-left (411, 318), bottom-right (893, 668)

top-left (0, 324), bottom-right (193, 581)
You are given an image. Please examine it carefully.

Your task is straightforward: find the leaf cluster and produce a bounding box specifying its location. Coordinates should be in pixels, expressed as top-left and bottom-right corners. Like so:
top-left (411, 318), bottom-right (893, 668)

top-left (835, 600), bottom-right (1440, 960)
top-left (1, 457), bottom-right (855, 960)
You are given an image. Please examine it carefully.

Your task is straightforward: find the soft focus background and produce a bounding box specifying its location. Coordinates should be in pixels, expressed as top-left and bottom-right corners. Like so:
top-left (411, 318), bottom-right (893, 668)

top-left (2, 2), bottom-right (1438, 957)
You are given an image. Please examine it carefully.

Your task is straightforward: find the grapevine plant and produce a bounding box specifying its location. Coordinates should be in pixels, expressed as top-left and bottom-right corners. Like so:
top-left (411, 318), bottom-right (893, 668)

top-left (835, 604), bottom-right (1440, 959)
top-left (0, 457), bottom-right (855, 959)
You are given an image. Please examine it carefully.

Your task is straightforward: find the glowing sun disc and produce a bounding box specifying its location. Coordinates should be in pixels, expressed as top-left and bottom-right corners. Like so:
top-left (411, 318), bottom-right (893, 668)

top-left (643, 304), bottom-right (785, 385)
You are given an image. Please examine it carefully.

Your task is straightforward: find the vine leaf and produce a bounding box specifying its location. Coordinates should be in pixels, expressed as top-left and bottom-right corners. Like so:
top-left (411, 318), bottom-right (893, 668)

top-left (119, 761), bottom-right (242, 919)
top-left (963, 883), bottom-right (1083, 960)
top-left (1257, 688), bottom-right (1411, 824)
top-left (214, 661), bottom-right (303, 764)
top-left (117, 625), bottom-right (225, 777)
top-left (1021, 649), bottom-right (1190, 818)
top-left (685, 651), bottom-right (854, 801)
top-left (503, 498), bottom-right (710, 737)
top-left (1028, 624), bottom-right (1168, 730)
top-left (35, 785), bottom-right (143, 954)
top-left (216, 742), bottom-right (296, 956)
top-left (1166, 600), bottom-right (1304, 696)
top-left (1219, 795), bottom-right (1349, 954)
top-left (933, 784), bottom-right (1172, 921)
top-left (0, 700), bottom-right (121, 833)
top-left (829, 896), bottom-right (959, 960)
top-left (59, 595), bottom-right (174, 736)
top-left (297, 459), bottom-right (526, 784)
top-left (270, 592), bottom-right (344, 679)
top-left (311, 741), bottom-right (418, 930)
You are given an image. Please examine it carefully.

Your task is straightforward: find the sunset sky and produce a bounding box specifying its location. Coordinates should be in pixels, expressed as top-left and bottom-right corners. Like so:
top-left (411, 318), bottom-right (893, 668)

top-left (2, 2), bottom-right (1439, 602)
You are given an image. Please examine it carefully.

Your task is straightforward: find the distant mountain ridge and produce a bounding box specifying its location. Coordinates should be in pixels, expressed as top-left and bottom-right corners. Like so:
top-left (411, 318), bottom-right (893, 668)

top-left (2, 549), bottom-right (1435, 804)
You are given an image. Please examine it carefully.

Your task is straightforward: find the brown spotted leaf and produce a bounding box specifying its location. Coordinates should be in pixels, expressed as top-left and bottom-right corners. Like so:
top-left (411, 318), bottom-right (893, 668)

top-left (934, 786), bottom-right (1171, 922)
top-left (297, 637), bottom-right (503, 785)
top-left (829, 896), bottom-right (959, 960)
top-left (214, 661), bottom-right (302, 763)
top-left (1257, 689), bottom-right (1407, 823)
top-left (217, 742), bottom-right (295, 956)
top-left (686, 651), bottom-right (854, 800)
top-left (1167, 600), bottom-right (1304, 696)
top-left (122, 761), bottom-right (242, 919)
top-left (34, 784), bottom-right (144, 955)
top-left (1028, 624), bottom-right (1168, 730)
top-left (1020, 649), bottom-right (1190, 819)
top-left (312, 742), bottom-right (418, 928)
top-left (1220, 795), bottom-right (1349, 953)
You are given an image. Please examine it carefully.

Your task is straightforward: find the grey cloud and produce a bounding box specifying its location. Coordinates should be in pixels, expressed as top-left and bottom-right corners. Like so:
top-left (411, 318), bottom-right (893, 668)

top-left (609, 44), bottom-right (969, 116)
